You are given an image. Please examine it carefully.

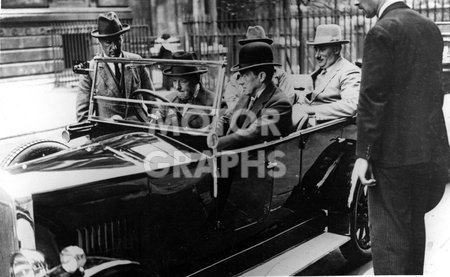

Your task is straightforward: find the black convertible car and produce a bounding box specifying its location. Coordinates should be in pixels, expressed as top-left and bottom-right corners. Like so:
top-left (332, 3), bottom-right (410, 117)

top-left (0, 57), bottom-right (370, 277)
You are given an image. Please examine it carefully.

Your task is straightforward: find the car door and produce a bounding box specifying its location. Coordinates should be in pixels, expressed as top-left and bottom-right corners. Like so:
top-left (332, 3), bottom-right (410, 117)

top-left (218, 147), bottom-right (274, 230)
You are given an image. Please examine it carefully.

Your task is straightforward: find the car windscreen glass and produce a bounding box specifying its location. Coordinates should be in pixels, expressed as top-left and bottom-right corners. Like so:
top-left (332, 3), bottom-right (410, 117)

top-left (88, 57), bottom-right (226, 137)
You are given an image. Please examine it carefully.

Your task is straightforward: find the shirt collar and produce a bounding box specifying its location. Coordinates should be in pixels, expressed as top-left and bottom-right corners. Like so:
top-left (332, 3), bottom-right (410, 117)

top-left (322, 56), bottom-right (342, 74)
top-left (252, 84), bottom-right (265, 101)
top-left (378, 0), bottom-right (404, 18)
top-left (102, 52), bottom-right (123, 58)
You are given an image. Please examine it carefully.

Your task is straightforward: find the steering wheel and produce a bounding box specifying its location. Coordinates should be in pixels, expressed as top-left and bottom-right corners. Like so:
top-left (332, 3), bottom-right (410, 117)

top-left (129, 89), bottom-right (182, 123)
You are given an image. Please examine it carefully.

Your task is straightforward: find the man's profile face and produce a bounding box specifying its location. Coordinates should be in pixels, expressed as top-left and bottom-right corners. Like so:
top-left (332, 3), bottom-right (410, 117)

top-left (355, 0), bottom-right (378, 19)
top-left (99, 35), bottom-right (123, 57)
top-left (314, 45), bottom-right (340, 69)
top-left (172, 76), bottom-right (197, 101)
top-left (237, 70), bottom-right (262, 96)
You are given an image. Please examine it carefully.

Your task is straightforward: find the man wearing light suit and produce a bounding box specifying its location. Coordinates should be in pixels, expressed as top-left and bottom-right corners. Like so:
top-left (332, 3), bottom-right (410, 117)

top-left (77, 12), bottom-right (152, 122)
top-left (292, 24), bottom-right (360, 129)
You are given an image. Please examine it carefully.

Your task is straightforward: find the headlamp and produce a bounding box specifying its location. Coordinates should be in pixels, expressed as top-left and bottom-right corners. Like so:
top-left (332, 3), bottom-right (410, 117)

top-left (11, 250), bottom-right (47, 277)
top-left (60, 246), bottom-right (86, 273)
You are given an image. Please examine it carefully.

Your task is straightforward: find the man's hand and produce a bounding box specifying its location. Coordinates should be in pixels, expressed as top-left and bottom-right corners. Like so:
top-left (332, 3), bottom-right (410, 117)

top-left (348, 158), bottom-right (376, 207)
top-left (207, 133), bottom-right (219, 149)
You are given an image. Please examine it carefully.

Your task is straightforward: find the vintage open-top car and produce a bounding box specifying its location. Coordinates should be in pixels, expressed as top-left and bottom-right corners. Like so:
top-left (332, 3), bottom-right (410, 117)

top-left (0, 57), bottom-right (370, 277)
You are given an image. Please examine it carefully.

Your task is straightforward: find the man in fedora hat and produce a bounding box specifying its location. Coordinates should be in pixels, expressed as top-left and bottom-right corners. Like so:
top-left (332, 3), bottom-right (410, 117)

top-left (292, 24), bottom-right (361, 130)
top-left (76, 11), bottom-right (152, 123)
top-left (224, 25), bottom-right (298, 109)
top-left (158, 51), bottom-right (216, 129)
top-left (211, 42), bottom-right (292, 151)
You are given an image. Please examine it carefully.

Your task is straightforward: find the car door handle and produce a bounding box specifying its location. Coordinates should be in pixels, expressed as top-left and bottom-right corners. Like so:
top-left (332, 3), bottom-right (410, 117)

top-left (267, 161), bottom-right (278, 169)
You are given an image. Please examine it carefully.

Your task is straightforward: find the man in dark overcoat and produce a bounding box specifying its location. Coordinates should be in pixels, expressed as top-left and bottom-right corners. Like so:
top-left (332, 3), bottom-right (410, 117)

top-left (352, 0), bottom-right (450, 274)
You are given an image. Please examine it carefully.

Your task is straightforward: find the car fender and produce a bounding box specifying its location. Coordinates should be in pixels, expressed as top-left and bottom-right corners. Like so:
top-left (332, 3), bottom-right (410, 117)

top-left (84, 258), bottom-right (154, 277)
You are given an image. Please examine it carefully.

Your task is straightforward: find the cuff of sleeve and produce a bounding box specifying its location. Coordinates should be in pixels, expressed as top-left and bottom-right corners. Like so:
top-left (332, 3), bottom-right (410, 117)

top-left (356, 144), bottom-right (372, 161)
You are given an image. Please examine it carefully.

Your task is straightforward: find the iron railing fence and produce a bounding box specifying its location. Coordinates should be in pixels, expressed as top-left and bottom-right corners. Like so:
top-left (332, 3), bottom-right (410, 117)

top-left (183, 0), bottom-right (450, 74)
top-left (51, 1), bottom-right (449, 86)
top-left (183, 10), bottom-right (368, 75)
top-left (51, 19), bottom-right (152, 87)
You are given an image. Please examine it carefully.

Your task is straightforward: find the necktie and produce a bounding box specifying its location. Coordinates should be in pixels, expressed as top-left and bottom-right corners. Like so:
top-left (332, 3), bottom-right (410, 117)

top-left (247, 96), bottom-right (256, 110)
top-left (114, 63), bottom-right (121, 82)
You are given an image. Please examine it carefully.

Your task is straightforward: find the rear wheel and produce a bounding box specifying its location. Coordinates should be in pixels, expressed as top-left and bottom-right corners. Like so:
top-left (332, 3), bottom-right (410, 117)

top-left (340, 180), bottom-right (371, 263)
top-left (1, 139), bottom-right (68, 167)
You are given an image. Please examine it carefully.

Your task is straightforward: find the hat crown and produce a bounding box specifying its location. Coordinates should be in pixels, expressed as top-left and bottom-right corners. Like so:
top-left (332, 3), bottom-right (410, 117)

top-left (163, 51), bottom-right (207, 76)
top-left (246, 26), bottom-right (267, 40)
top-left (91, 11), bottom-right (130, 38)
top-left (239, 42), bottom-right (274, 67)
top-left (309, 24), bottom-right (349, 45)
top-left (238, 25), bottom-right (273, 45)
top-left (98, 12), bottom-right (123, 36)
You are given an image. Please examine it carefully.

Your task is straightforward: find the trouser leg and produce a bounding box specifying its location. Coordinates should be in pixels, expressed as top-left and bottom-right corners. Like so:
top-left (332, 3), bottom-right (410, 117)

top-left (369, 162), bottom-right (447, 275)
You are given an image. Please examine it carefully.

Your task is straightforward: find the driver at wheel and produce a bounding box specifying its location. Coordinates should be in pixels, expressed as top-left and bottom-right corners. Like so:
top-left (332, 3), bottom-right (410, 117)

top-left (158, 52), bottom-right (216, 129)
top-left (76, 11), bottom-right (153, 123)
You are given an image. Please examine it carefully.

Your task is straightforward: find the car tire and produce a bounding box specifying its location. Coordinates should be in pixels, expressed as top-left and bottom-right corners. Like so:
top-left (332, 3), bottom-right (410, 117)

top-left (340, 179), bottom-right (372, 264)
top-left (1, 140), bottom-right (68, 167)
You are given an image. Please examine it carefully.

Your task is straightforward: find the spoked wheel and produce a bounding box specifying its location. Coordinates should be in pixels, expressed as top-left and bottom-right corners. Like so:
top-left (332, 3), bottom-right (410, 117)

top-left (340, 180), bottom-right (372, 263)
top-left (130, 89), bottom-right (181, 123)
top-left (1, 140), bottom-right (69, 168)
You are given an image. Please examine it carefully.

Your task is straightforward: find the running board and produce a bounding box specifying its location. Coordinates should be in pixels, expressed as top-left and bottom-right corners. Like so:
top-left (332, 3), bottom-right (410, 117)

top-left (240, 232), bottom-right (350, 276)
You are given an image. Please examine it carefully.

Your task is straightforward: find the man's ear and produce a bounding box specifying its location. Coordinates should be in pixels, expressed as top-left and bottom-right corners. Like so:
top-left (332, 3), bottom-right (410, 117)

top-left (258, 71), bottom-right (267, 83)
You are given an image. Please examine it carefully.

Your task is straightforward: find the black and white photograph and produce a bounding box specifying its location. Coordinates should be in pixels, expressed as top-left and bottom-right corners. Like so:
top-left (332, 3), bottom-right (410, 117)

top-left (1, 0), bottom-right (450, 276)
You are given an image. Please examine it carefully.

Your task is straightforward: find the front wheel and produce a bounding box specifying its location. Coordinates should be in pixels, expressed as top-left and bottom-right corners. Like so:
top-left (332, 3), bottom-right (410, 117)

top-left (1, 139), bottom-right (68, 167)
top-left (340, 180), bottom-right (372, 263)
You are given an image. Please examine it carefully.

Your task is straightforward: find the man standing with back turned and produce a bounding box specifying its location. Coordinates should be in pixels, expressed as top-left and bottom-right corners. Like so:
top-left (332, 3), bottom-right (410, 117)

top-left (351, 0), bottom-right (450, 274)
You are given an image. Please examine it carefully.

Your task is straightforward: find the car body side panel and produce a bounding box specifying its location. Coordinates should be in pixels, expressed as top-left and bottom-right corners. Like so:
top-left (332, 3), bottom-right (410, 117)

top-left (299, 123), bottom-right (357, 211)
top-left (0, 186), bottom-right (18, 277)
top-left (272, 138), bottom-right (301, 211)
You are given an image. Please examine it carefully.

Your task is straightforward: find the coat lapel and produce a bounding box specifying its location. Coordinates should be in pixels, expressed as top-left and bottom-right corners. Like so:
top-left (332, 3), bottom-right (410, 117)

top-left (226, 94), bottom-right (251, 135)
top-left (97, 63), bottom-right (117, 92)
top-left (241, 84), bottom-right (276, 128)
top-left (123, 51), bottom-right (132, 98)
top-left (310, 58), bottom-right (343, 102)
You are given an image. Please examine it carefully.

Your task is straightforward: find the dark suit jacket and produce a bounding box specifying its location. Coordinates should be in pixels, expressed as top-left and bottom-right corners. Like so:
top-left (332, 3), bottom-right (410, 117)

top-left (216, 83), bottom-right (292, 150)
top-left (76, 51), bottom-right (153, 122)
top-left (356, 2), bottom-right (449, 167)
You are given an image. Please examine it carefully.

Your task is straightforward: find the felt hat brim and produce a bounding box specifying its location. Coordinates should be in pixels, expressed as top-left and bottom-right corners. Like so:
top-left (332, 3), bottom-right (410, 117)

top-left (238, 38), bottom-right (273, 45)
top-left (91, 24), bottom-right (131, 38)
top-left (307, 39), bottom-right (349, 46)
top-left (230, 62), bottom-right (281, 72)
top-left (162, 68), bottom-right (208, 76)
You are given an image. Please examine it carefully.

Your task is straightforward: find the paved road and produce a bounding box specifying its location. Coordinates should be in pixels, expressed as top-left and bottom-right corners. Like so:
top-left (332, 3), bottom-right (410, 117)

top-left (297, 182), bottom-right (450, 276)
top-left (1, 81), bottom-right (450, 275)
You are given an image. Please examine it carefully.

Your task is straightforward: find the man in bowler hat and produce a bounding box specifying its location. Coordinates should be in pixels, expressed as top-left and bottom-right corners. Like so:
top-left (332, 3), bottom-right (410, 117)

top-left (76, 11), bottom-right (152, 122)
top-left (351, 0), bottom-right (450, 274)
top-left (224, 26), bottom-right (298, 109)
top-left (211, 42), bottom-right (292, 151)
